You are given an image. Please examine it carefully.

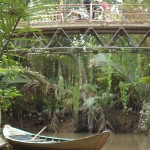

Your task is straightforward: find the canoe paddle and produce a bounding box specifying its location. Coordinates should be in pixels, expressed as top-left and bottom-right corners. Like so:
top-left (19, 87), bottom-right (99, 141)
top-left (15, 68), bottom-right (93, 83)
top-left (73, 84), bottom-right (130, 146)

top-left (31, 126), bottom-right (47, 140)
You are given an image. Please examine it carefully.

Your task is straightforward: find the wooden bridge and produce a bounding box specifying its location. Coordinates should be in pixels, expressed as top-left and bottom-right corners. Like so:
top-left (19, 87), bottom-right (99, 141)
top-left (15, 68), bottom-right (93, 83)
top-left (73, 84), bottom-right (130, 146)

top-left (14, 4), bottom-right (150, 54)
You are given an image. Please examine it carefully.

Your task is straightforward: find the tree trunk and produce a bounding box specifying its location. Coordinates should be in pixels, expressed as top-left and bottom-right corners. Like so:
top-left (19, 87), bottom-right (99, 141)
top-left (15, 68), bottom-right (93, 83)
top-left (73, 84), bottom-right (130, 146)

top-left (0, 107), bottom-right (1, 129)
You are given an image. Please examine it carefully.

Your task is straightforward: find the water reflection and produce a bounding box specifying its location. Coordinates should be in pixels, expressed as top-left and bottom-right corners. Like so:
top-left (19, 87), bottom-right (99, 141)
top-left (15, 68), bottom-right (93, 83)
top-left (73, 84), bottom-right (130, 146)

top-left (102, 134), bottom-right (150, 150)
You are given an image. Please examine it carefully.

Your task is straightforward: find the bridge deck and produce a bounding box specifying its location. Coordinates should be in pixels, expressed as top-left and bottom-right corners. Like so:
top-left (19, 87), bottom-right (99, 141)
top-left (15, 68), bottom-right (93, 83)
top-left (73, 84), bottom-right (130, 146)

top-left (18, 4), bottom-right (150, 34)
top-left (21, 22), bottom-right (150, 35)
top-left (14, 4), bottom-right (150, 53)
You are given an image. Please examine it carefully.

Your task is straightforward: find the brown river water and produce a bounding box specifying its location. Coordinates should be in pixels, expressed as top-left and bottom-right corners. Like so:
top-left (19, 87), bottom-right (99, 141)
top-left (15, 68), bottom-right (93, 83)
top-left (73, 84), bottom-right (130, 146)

top-left (7, 132), bottom-right (150, 150)
top-left (102, 134), bottom-right (150, 150)
top-left (47, 132), bottom-right (150, 150)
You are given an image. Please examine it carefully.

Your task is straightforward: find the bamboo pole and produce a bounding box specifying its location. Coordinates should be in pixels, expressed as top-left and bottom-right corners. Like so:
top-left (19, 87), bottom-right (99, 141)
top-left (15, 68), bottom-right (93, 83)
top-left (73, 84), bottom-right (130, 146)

top-left (31, 126), bottom-right (47, 140)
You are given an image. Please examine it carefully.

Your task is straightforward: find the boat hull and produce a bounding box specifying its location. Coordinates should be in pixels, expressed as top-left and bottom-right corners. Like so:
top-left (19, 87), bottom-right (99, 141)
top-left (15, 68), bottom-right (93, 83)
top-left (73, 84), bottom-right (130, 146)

top-left (3, 125), bottom-right (110, 150)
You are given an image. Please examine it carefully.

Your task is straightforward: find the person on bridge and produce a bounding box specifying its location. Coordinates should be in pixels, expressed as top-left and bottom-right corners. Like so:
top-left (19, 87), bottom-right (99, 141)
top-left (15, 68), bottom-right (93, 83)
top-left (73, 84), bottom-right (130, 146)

top-left (96, 0), bottom-right (110, 11)
top-left (96, 0), bottom-right (110, 20)
top-left (84, 0), bottom-right (98, 18)
top-left (83, 0), bottom-right (91, 13)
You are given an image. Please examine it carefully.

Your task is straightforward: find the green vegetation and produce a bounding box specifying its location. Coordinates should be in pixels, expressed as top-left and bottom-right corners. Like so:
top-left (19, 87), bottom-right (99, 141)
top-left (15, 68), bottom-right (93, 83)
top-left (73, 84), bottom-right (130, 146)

top-left (0, 0), bottom-right (149, 133)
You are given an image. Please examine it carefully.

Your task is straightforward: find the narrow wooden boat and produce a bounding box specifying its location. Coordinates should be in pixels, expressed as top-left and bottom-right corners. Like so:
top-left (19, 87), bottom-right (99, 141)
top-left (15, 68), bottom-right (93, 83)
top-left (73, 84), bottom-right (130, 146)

top-left (3, 124), bottom-right (110, 150)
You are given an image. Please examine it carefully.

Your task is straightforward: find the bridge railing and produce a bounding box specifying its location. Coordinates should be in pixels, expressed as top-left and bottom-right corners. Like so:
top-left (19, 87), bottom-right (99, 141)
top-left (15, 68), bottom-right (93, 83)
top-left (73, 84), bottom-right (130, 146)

top-left (21, 4), bottom-right (150, 26)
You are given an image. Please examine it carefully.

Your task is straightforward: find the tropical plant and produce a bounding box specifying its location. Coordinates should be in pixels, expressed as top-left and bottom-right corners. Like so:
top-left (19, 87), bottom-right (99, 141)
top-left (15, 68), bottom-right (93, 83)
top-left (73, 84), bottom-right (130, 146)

top-left (90, 53), bottom-right (150, 111)
top-left (0, 0), bottom-right (29, 58)
top-left (0, 55), bottom-right (23, 127)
